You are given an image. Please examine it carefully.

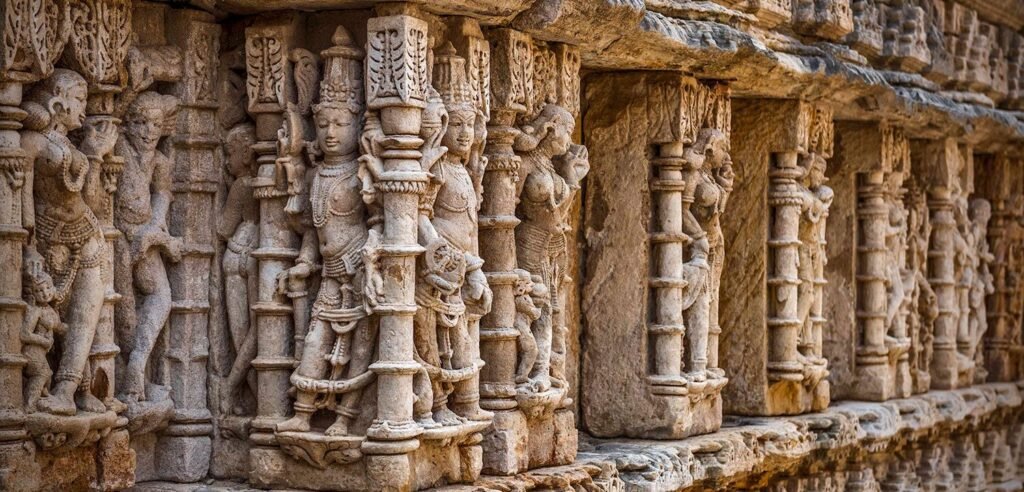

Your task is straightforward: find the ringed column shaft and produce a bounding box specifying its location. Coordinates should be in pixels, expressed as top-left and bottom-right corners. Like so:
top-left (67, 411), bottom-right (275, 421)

top-left (0, 79), bottom-right (31, 490)
top-left (767, 151), bottom-right (805, 382)
top-left (245, 20), bottom-right (301, 445)
top-left (928, 187), bottom-right (959, 389)
top-left (648, 142), bottom-right (687, 391)
top-left (856, 171), bottom-right (890, 365)
top-left (478, 28), bottom-right (529, 413)
top-left (362, 14), bottom-right (429, 469)
top-left (159, 10), bottom-right (221, 480)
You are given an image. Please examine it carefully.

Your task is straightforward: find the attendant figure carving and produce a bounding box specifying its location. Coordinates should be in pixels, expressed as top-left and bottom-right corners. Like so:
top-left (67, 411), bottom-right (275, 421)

top-left (797, 153), bottom-right (832, 379)
top-left (113, 91), bottom-right (183, 404)
top-left (21, 249), bottom-right (65, 412)
top-left (218, 122), bottom-right (259, 415)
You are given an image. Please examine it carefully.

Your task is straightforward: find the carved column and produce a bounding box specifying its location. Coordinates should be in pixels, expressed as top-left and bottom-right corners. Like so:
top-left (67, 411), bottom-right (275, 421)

top-left (916, 138), bottom-right (961, 390)
top-left (0, 0), bottom-right (67, 485)
top-left (478, 27), bottom-right (529, 474)
top-left (855, 170), bottom-right (892, 389)
top-left (244, 17), bottom-right (301, 446)
top-left (362, 13), bottom-right (429, 488)
top-left (158, 9), bottom-right (221, 481)
top-left (648, 141), bottom-right (687, 390)
top-left (721, 99), bottom-right (830, 416)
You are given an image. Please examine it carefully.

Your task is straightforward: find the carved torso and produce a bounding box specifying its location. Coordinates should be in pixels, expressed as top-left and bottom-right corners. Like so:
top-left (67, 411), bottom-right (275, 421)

top-left (429, 159), bottom-right (478, 254)
top-left (24, 130), bottom-right (96, 230)
top-left (114, 138), bottom-right (169, 229)
top-left (310, 158), bottom-right (369, 264)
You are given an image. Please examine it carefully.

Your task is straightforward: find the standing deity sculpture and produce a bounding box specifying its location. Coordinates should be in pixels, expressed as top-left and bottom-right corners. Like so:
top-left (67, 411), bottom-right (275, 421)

top-left (402, 45), bottom-right (492, 427)
top-left (886, 174), bottom-right (911, 362)
top-left (512, 102), bottom-right (589, 406)
top-left (275, 27), bottom-right (380, 437)
top-left (114, 91), bottom-right (183, 405)
top-left (797, 152), bottom-right (833, 379)
top-left (19, 69), bottom-right (119, 415)
top-left (218, 122), bottom-right (259, 415)
top-left (678, 128), bottom-right (733, 387)
top-left (21, 249), bottom-right (65, 412)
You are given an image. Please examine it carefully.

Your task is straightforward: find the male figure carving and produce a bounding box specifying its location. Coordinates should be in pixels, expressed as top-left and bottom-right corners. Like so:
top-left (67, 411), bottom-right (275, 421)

top-left (114, 91), bottom-right (183, 403)
top-left (277, 28), bottom-right (379, 436)
top-left (20, 69), bottom-right (118, 415)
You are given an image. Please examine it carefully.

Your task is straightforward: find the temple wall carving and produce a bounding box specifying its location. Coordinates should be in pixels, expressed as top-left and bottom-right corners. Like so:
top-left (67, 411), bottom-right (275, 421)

top-left (0, 0), bottom-right (1022, 491)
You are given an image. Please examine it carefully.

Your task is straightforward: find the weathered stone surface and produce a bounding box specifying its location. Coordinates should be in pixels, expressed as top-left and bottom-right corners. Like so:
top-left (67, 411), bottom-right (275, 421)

top-left (1, 1), bottom-right (1023, 491)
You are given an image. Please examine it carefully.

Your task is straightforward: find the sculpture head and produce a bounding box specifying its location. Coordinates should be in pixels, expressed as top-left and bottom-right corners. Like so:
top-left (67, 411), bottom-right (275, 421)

top-left (692, 128), bottom-right (730, 170)
top-left (312, 26), bottom-right (364, 159)
top-left (522, 104), bottom-right (575, 157)
top-left (433, 43), bottom-right (478, 162)
top-left (312, 103), bottom-right (360, 158)
top-left (22, 68), bottom-right (88, 133)
top-left (970, 198), bottom-right (992, 229)
top-left (225, 123), bottom-right (256, 178)
top-left (125, 92), bottom-right (176, 154)
top-left (802, 152), bottom-right (828, 187)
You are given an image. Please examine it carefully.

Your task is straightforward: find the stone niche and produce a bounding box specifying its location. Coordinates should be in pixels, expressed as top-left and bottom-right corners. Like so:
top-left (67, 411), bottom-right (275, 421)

top-left (720, 98), bottom-right (834, 416)
top-left (581, 72), bottom-right (731, 438)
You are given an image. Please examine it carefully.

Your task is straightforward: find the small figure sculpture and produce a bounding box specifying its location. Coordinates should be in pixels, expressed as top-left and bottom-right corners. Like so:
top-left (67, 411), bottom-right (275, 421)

top-left (276, 27), bottom-right (379, 437)
top-left (969, 199), bottom-right (994, 382)
top-left (218, 122), bottom-right (259, 415)
top-left (20, 69), bottom-right (118, 415)
top-left (21, 249), bottom-right (65, 412)
top-left (114, 91), bottom-right (183, 403)
top-left (513, 269), bottom-right (548, 388)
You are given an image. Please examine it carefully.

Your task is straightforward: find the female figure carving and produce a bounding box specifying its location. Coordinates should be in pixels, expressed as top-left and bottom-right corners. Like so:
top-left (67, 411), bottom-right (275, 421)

top-left (513, 103), bottom-right (589, 401)
top-left (20, 68), bottom-right (119, 415)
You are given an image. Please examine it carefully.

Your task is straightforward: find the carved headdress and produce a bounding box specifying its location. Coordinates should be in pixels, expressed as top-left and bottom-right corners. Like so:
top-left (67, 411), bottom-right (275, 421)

top-left (314, 26), bottom-right (364, 114)
top-left (432, 42), bottom-right (475, 117)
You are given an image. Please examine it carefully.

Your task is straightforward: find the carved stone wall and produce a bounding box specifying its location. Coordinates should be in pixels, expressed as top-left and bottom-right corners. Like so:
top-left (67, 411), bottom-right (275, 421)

top-left (0, 0), bottom-right (1022, 491)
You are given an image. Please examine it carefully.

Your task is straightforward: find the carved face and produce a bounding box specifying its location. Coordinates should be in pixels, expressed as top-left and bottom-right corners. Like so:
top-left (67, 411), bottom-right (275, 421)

top-left (126, 107), bottom-right (164, 153)
top-left (57, 82), bottom-right (88, 131)
top-left (315, 106), bottom-right (359, 157)
top-left (225, 128), bottom-right (255, 178)
top-left (547, 118), bottom-right (573, 156)
top-left (442, 109), bottom-right (475, 160)
top-left (806, 153), bottom-right (827, 186)
top-left (704, 133), bottom-right (730, 169)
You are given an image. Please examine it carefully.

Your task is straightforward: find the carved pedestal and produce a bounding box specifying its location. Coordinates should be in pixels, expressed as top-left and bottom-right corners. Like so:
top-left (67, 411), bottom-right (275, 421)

top-left (582, 72), bottom-right (729, 437)
top-left (721, 99), bottom-right (832, 415)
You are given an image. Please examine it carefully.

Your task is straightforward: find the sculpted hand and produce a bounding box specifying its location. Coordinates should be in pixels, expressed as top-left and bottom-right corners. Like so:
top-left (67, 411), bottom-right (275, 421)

top-left (163, 235), bottom-right (184, 263)
top-left (466, 268), bottom-right (492, 312)
top-left (82, 119), bottom-right (118, 158)
top-left (276, 262), bottom-right (311, 296)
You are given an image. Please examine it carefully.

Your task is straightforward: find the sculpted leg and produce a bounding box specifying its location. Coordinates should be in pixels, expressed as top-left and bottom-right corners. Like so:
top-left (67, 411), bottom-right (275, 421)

top-left (277, 315), bottom-right (334, 433)
top-left (125, 250), bottom-right (173, 399)
top-left (328, 317), bottom-right (377, 436)
top-left (39, 256), bottom-right (105, 415)
top-left (451, 317), bottom-right (491, 421)
top-left (530, 304), bottom-right (553, 391)
top-left (223, 248), bottom-right (250, 354)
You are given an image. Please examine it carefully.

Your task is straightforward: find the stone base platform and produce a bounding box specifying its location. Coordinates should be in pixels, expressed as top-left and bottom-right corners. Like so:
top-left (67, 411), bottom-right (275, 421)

top-left (132, 382), bottom-right (1024, 491)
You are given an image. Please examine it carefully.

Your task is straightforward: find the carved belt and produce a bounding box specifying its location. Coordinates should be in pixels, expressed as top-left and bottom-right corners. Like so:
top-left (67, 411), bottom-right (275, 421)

top-left (35, 210), bottom-right (100, 250)
top-left (323, 240), bottom-right (365, 278)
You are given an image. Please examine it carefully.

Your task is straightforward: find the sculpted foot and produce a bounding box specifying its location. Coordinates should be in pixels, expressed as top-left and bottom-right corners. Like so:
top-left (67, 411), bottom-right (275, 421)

top-left (276, 414), bottom-right (312, 433)
top-left (37, 393), bottom-right (76, 416)
top-left (325, 417), bottom-right (351, 436)
top-left (433, 407), bottom-right (465, 426)
top-left (77, 391), bottom-right (107, 413)
top-left (416, 414), bottom-right (441, 429)
top-left (456, 404), bottom-right (493, 422)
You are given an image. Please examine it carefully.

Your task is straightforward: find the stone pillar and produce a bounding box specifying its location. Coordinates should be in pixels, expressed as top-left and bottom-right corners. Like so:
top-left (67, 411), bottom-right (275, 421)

top-left (361, 12), bottom-right (429, 488)
top-left (244, 17), bottom-right (301, 446)
top-left (478, 27), bottom-right (529, 474)
top-left (157, 9), bottom-right (221, 481)
top-left (582, 72), bottom-right (728, 437)
top-left (721, 98), bottom-right (831, 416)
top-left (648, 142), bottom-right (687, 389)
top-left (915, 138), bottom-right (961, 390)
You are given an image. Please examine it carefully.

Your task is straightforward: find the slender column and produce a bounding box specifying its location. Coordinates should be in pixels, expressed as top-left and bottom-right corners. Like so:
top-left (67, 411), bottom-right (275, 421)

top-left (362, 14), bottom-right (429, 486)
top-left (648, 142), bottom-right (687, 393)
top-left (0, 77), bottom-right (33, 491)
top-left (479, 28), bottom-right (529, 414)
top-left (922, 139), bottom-right (961, 389)
top-left (767, 151), bottom-right (805, 383)
top-left (244, 19), bottom-right (300, 445)
top-left (855, 171), bottom-right (890, 374)
top-left (158, 9), bottom-right (220, 480)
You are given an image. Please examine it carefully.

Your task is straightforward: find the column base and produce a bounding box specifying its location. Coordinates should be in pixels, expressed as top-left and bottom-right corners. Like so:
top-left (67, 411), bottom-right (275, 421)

top-left (482, 406), bottom-right (577, 475)
top-left (210, 416), bottom-right (251, 480)
top-left (766, 378), bottom-right (830, 415)
top-left (852, 363), bottom-right (897, 401)
top-left (251, 422), bottom-right (486, 490)
top-left (0, 441), bottom-right (38, 492)
top-left (33, 425), bottom-right (134, 491)
top-left (156, 435), bottom-right (212, 482)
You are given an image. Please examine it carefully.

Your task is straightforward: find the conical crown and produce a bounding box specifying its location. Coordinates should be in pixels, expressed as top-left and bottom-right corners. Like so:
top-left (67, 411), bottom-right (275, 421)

top-left (317, 26), bottom-right (364, 110)
top-left (432, 42), bottom-right (474, 110)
